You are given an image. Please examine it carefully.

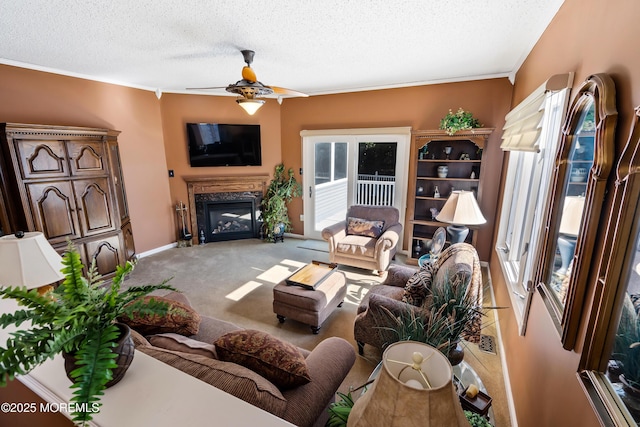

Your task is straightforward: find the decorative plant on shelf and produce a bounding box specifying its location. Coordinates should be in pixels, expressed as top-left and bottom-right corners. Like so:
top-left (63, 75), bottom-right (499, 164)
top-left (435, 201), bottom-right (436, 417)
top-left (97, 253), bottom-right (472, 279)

top-left (260, 163), bottom-right (302, 242)
top-left (440, 108), bottom-right (482, 135)
top-left (0, 242), bottom-right (175, 425)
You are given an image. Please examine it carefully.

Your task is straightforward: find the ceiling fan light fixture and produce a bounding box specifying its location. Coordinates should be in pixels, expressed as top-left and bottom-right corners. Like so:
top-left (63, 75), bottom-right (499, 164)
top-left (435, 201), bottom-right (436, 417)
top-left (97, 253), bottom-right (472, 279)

top-left (236, 98), bottom-right (265, 115)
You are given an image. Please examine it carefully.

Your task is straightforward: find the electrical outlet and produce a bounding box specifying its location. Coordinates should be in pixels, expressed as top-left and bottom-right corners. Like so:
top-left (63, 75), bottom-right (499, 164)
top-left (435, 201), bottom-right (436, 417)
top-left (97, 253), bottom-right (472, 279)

top-left (300, 214), bottom-right (304, 221)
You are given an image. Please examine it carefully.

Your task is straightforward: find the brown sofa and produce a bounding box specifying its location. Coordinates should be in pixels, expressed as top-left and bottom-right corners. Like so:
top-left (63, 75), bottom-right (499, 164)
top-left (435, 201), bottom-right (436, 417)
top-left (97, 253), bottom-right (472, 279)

top-left (130, 292), bottom-right (356, 427)
top-left (353, 243), bottom-right (483, 355)
top-left (321, 205), bottom-right (402, 274)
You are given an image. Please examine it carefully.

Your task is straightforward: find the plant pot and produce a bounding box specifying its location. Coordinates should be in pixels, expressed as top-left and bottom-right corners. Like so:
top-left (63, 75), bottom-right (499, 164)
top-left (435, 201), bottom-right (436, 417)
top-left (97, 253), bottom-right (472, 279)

top-left (448, 340), bottom-right (465, 366)
top-left (63, 323), bottom-right (135, 388)
top-left (272, 222), bottom-right (285, 243)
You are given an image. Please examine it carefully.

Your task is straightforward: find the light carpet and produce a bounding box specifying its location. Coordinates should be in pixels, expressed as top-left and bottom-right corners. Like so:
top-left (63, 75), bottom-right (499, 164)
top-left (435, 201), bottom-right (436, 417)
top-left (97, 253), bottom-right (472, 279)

top-left (296, 239), bottom-right (329, 253)
top-left (124, 237), bottom-right (510, 426)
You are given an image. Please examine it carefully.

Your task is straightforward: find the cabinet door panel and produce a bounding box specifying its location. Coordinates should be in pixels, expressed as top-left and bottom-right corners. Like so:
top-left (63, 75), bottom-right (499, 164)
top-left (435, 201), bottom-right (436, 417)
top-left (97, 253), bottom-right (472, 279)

top-left (121, 221), bottom-right (136, 261)
top-left (107, 142), bottom-right (129, 223)
top-left (67, 140), bottom-right (107, 176)
top-left (84, 234), bottom-right (123, 278)
top-left (26, 181), bottom-right (80, 243)
top-left (15, 139), bottom-right (68, 179)
top-left (72, 178), bottom-right (115, 236)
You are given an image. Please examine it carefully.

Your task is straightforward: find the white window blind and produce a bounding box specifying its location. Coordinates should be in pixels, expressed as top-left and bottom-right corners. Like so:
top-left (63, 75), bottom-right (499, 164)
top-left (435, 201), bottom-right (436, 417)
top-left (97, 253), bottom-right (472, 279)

top-left (501, 73), bottom-right (574, 153)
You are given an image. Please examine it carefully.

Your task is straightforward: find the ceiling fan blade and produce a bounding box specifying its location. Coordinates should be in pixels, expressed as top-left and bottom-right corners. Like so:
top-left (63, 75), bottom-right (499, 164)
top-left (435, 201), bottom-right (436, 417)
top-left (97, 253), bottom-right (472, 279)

top-left (185, 86), bottom-right (228, 90)
top-left (270, 86), bottom-right (309, 97)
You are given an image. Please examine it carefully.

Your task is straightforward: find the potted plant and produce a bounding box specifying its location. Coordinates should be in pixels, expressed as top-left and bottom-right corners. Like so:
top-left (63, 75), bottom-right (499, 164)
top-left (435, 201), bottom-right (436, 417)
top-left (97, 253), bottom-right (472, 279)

top-left (440, 108), bottom-right (482, 135)
top-left (0, 242), bottom-right (175, 425)
top-left (375, 270), bottom-right (480, 365)
top-left (260, 163), bottom-right (302, 242)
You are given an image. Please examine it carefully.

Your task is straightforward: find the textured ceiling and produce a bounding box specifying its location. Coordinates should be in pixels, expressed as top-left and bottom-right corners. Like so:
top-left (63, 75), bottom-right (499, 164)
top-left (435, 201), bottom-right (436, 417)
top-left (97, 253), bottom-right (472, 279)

top-left (0, 0), bottom-right (564, 97)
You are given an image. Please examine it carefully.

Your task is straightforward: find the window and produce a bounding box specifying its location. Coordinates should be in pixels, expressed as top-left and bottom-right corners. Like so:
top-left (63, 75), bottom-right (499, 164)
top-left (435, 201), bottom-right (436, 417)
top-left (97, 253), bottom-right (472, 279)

top-left (580, 106), bottom-right (640, 426)
top-left (495, 74), bottom-right (573, 332)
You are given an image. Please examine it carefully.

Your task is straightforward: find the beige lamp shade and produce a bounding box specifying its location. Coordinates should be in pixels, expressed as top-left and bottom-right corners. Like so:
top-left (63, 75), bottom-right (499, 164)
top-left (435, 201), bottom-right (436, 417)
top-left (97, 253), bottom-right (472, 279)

top-left (0, 232), bottom-right (64, 288)
top-left (347, 341), bottom-right (468, 427)
top-left (558, 196), bottom-right (585, 237)
top-left (436, 190), bottom-right (486, 226)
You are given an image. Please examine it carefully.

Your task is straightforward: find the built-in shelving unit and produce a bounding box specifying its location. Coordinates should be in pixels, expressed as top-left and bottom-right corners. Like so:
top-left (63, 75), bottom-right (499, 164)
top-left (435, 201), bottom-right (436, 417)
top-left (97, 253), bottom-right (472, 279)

top-left (405, 128), bottom-right (493, 264)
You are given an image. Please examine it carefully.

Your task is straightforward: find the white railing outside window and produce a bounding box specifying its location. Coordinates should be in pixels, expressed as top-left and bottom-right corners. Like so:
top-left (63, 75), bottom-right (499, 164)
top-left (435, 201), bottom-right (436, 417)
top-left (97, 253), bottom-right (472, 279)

top-left (356, 174), bottom-right (395, 206)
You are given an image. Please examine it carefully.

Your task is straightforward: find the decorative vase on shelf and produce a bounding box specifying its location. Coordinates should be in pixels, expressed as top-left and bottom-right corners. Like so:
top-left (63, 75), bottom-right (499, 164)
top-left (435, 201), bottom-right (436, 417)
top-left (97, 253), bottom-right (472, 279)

top-left (437, 165), bottom-right (449, 178)
top-left (434, 186), bottom-right (440, 198)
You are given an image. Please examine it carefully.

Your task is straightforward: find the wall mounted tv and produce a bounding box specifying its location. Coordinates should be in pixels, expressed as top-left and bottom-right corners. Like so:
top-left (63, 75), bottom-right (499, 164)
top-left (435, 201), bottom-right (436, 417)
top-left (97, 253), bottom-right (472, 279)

top-left (186, 123), bottom-right (262, 167)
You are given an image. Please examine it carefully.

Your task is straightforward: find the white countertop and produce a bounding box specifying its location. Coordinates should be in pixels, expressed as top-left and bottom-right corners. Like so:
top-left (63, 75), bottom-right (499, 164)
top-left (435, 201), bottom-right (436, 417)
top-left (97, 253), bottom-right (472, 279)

top-left (1, 299), bottom-right (294, 427)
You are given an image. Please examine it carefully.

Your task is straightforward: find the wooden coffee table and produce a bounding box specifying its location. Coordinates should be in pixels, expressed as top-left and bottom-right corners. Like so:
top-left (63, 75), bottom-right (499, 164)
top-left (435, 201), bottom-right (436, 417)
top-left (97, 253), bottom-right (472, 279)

top-left (285, 260), bottom-right (338, 290)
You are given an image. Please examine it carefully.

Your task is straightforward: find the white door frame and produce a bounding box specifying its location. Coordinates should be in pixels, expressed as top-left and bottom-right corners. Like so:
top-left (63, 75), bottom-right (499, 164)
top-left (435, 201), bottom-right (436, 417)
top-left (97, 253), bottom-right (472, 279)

top-left (300, 127), bottom-right (411, 248)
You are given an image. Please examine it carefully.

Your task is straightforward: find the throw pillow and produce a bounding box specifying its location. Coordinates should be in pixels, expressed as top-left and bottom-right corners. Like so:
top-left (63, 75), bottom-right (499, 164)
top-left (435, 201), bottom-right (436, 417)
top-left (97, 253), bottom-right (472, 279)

top-left (119, 295), bottom-right (201, 336)
top-left (148, 333), bottom-right (217, 359)
top-left (214, 329), bottom-right (311, 390)
top-left (401, 262), bottom-right (434, 307)
top-left (346, 217), bottom-right (385, 238)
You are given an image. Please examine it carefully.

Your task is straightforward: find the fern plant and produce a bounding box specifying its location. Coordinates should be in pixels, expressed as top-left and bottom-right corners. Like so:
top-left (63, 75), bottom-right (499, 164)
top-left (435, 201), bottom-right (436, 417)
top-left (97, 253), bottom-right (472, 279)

top-left (0, 241), bottom-right (175, 425)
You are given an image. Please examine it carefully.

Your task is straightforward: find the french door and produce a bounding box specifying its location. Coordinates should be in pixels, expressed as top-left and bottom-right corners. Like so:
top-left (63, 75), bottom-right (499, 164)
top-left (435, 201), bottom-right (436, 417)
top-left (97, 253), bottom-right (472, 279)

top-left (301, 127), bottom-right (411, 241)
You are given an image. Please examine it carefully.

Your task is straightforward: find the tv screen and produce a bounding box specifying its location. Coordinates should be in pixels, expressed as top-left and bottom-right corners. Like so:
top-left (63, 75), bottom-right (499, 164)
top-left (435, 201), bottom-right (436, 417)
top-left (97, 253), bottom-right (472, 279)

top-left (186, 123), bottom-right (262, 167)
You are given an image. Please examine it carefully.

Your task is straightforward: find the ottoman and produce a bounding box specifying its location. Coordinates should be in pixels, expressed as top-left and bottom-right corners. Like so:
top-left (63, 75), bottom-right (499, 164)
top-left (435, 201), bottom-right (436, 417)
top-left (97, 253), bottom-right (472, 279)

top-left (273, 270), bottom-right (347, 334)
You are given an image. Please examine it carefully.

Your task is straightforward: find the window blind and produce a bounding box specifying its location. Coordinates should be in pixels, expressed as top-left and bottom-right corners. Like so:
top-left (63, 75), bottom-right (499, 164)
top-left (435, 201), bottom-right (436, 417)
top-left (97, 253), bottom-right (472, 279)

top-left (501, 73), bottom-right (574, 152)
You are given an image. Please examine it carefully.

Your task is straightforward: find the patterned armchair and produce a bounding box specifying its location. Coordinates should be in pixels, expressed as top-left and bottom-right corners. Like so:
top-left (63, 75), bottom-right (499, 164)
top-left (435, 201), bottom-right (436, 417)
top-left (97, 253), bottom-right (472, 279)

top-left (353, 243), bottom-right (482, 355)
top-left (321, 205), bottom-right (402, 275)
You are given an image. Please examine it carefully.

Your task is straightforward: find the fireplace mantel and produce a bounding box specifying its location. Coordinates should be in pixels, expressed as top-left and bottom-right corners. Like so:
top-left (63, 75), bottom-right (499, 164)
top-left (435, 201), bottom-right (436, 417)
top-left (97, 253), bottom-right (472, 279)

top-left (184, 175), bottom-right (269, 244)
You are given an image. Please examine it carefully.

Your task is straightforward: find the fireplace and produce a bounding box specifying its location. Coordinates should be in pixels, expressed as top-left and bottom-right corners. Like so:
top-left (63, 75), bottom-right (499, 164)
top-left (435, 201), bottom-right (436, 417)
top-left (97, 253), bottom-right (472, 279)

top-left (203, 199), bottom-right (256, 242)
top-left (184, 175), bottom-right (269, 245)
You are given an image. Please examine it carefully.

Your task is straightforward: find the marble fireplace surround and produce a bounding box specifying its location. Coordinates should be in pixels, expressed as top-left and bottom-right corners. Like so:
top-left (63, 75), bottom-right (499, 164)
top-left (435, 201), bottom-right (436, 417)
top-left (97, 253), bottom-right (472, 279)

top-left (184, 175), bottom-right (269, 245)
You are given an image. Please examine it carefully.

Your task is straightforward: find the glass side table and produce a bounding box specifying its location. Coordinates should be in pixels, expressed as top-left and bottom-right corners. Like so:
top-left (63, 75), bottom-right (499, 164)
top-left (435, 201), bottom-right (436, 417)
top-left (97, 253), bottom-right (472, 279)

top-left (364, 359), bottom-right (494, 425)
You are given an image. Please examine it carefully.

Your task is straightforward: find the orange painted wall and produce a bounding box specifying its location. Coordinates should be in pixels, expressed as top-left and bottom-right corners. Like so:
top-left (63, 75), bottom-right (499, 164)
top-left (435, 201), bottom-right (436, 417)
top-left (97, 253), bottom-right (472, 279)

top-left (490, 0), bottom-right (640, 425)
top-left (280, 80), bottom-right (513, 261)
top-left (158, 92), bottom-right (281, 237)
top-left (0, 65), bottom-right (174, 253)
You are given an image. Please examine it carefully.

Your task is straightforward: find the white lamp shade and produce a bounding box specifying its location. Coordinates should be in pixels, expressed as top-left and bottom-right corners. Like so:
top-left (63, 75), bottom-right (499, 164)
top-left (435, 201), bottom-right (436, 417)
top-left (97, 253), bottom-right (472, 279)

top-left (0, 232), bottom-right (64, 288)
top-left (436, 190), bottom-right (486, 226)
top-left (236, 98), bottom-right (265, 115)
top-left (347, 341), bottom-right (468, 427)
top-left (559, 196), bottom-right (585, 237)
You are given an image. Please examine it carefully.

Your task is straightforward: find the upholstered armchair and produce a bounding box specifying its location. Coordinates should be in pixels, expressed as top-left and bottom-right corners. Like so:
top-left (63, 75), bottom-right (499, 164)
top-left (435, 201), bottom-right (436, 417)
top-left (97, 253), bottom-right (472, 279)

top-left (353, 243), bottom-right (482, 355)
top-left (321, 205), bottom-right (402, 275)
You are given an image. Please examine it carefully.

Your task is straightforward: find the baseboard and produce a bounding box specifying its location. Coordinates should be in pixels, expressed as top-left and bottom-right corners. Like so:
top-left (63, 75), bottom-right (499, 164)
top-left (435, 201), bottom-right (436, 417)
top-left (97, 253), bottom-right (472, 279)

top-left (485, 262), bottom-right (519, 427)
top-left (136, 242), bottom-right (177, 259)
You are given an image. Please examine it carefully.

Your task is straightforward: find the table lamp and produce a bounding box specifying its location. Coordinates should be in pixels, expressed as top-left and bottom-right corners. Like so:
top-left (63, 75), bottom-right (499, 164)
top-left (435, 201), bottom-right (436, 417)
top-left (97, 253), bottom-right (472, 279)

top-left (556, 196), bottom-right (585, 275)
top-left (0, 231), bottom-right (64, 290)
top-left (347, 341), bottom-right (468, 427)
top-left (436, 190), bottom-right (486, 243)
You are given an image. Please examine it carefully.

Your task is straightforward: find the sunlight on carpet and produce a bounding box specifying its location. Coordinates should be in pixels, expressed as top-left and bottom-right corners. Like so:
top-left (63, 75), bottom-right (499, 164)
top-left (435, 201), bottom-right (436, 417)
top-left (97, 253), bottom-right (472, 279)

top-left (225, 280), bottom-right (264, 301)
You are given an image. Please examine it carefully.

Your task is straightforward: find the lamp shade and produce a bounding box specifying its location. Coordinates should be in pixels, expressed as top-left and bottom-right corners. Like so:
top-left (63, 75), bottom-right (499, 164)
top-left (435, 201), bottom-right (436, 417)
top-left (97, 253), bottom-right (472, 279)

top-left (0, 232), bottom-right (64, 288)
top-left (347, 341), bottom-right (468, 427)
top-left (558, 196), bottom-right (585, 237)
top-left (436, 190), bottom-right (486, 226)
top-left (236, 98), bottom-right (265, 115)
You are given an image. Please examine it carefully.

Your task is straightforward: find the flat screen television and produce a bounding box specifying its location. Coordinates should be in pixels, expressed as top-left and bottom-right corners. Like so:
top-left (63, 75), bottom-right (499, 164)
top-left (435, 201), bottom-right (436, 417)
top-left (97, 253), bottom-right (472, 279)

top-left (186, 123), bottom-right (262, 167)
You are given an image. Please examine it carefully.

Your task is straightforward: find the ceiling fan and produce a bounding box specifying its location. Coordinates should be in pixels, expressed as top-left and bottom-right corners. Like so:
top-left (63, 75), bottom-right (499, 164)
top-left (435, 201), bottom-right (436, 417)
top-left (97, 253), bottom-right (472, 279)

top-left (188, 49), bottom-right (308, 115)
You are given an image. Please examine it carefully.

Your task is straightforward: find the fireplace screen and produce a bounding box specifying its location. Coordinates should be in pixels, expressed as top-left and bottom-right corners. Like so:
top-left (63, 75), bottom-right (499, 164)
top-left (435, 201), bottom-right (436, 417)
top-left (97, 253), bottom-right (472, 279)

top-left (205, 199), bottom-right (256, 242)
